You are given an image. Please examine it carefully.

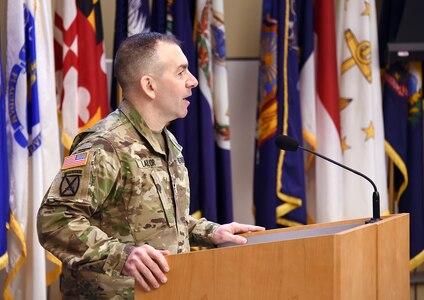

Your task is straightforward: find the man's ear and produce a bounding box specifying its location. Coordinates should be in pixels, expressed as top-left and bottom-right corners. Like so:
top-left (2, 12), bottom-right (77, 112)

top-left (140, 75), bottom-right (156, 99)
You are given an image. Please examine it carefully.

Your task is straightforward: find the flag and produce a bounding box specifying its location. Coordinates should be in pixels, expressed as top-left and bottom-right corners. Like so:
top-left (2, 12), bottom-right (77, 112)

top-left (196, 0), bottom-right (233, 223)
top-left (382, 62), bottom-right (424, 270)
top-left (4, 0), bottom-right (61, 299)
top-left (151, 0), bottom-right (233, 223)
top-left (111, 0), bottom-right (150, 110)
top-left (298, 0), bottom-right (317, 224)
top-left (55, 0), bottom-right (109, 152)
top-left (379, 0), bottom-right (424, 271)
top-left (302, 0), bottom-right (343, 223)
top-left (298, 0), bottom-right (316, 153)
top-left (336, 0), bottom-right (388, 219)
top-left (0, 32), bottom-right (10, 271)
top-left (254, 0), bottom-right (306, 228)
top-left (151, 0), bottom-right (167, 33)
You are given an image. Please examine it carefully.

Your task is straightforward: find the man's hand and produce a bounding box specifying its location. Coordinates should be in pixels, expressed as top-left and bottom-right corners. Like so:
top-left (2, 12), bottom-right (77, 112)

top-left (212, 222), bottom-right (265, 245)
top-left (122, 244), bottom-right (170, 292)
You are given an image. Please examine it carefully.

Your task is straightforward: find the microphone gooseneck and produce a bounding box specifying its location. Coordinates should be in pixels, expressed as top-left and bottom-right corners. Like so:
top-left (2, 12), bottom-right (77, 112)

top-left (275, 135), bottom-right (381, 223)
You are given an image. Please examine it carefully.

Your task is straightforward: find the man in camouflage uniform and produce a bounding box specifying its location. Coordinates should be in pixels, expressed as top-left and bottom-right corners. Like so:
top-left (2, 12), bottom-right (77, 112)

top-left (37, 32), bottom-right (264, 299)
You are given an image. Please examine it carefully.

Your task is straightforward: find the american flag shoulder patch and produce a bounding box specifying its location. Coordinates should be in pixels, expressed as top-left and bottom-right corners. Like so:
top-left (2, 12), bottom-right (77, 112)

top-left (61, 152), bottom-right (89, 170)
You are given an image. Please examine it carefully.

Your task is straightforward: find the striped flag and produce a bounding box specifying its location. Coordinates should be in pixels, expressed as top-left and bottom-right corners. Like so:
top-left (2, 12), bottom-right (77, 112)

top-left (55, 0), bottom-right (109, 152)
top-left (336, 0), bottom-right (388, 219)
top-left (308, 0), bottom-right (344, 223)
top-left (5, 0), bottom-right (61, 299)
top-left (61, 152), bottom-right (89, 170)
top-left (0, 31), bottom-right (10, 271)
top-left (254, 0), bottom-right (306, 228)
top-left (111, 0), bottom-right (150, 110)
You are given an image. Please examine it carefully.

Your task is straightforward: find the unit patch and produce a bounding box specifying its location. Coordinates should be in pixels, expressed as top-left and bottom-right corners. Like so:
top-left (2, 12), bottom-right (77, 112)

top-left (60, 173), bottom-right (81, 196)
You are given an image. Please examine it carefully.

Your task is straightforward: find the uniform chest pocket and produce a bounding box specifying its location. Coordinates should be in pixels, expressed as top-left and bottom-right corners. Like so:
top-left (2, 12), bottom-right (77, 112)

top-left (150, 170), bottom-right (176, 227)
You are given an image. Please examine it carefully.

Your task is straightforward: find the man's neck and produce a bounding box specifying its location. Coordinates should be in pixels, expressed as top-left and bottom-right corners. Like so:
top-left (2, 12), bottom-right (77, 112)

top-left (127, 98), bottom-right (166, 132)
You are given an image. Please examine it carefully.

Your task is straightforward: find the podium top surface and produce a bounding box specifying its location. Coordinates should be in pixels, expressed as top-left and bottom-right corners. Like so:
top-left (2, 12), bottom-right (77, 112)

top-left (219, 222), bottom-right (363, 247)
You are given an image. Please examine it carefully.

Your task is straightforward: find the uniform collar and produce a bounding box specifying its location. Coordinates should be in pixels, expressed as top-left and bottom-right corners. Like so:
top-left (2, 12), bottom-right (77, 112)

top-left (119, 99), bottom-right (183, 158)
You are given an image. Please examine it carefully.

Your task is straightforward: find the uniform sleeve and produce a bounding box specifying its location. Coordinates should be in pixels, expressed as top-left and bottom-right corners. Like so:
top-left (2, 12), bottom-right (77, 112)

top-left (37, 140), bottom-right (130, 277)
top-left (187, 215), bottom-right (220, 247)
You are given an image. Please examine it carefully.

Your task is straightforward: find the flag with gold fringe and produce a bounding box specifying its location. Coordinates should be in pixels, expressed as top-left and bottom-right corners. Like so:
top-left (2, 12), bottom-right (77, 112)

top-left (379, 0), bottom-right (424, 272)
top-left (383, 62), bottom-right (424, 270)
top-left (0, 30), bottom-right (9, 272)
top-left (5, 0), bottom-right (61, 298)
top-left (254, 0), bottom-right (306, 228)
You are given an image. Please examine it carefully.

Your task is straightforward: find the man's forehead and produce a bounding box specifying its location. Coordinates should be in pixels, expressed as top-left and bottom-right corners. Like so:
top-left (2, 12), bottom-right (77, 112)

top-left (156, 42), bottom-right (188, 67)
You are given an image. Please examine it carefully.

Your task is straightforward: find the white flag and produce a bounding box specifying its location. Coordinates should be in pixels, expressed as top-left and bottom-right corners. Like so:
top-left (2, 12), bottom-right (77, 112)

top-left (336, 0), bottom-right (388, 219)
top-left (5, 1), bottom-right (60, 299)
top-left (197, 0), bottom-right (231, 150)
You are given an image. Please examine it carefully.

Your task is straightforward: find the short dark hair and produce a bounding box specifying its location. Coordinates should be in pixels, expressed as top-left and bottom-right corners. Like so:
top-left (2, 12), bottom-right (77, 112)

top-left (114, 32), bottom-right (181, 92)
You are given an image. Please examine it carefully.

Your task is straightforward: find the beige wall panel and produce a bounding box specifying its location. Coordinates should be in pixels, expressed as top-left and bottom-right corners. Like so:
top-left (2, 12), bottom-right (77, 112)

top-left (227, 59), bottom-right (258, 225)
top-left (224, 0), bottom-right (262, 59)
top-left (101, 0), bottom-right (116, 59)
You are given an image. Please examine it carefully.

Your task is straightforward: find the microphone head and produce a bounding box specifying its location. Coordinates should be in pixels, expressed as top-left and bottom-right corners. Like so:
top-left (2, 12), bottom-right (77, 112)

top-left (275, 135), bottom-right (299, 151)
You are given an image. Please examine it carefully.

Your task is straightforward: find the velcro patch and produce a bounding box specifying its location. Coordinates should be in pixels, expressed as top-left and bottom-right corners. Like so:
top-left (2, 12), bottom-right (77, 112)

top-left (61, 152), bottom-right (89, 170)
top-left (60, 173), bottom-right (81, 196)
top-left (136, 157), bottom-right (163, 168)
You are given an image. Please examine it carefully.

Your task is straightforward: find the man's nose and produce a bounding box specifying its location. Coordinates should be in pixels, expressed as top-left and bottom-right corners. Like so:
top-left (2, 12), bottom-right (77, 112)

top-left (187, 70), bottom-right (198, 88)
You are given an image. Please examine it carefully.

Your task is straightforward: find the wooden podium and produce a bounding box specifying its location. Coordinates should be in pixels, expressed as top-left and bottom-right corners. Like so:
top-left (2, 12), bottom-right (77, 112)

top-left (136, 214), bottom-right (409, 299)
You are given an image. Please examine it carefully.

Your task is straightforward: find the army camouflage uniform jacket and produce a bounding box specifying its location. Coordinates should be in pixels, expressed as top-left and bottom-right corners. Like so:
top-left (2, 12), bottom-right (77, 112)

top-left (37, 100), bottom-right (219, 299)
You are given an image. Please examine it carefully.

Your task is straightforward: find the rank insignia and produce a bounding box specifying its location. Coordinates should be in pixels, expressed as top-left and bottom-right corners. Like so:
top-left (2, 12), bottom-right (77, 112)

top-left (61, 152), bottom-right (88, 170)
top-left (60, 174), bottom-right (81, 196)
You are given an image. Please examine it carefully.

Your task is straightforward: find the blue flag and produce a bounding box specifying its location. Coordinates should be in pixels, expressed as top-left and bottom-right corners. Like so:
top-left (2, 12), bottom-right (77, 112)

top-left (379, 0), bottom-right (424, 270)
top-left (254, 0), bottom-right (306, 228)
top-left (111, 0), bottom-right (150, 109)
top-left (151, 0), bottom-right (233, 223)
top-left (0, 33), bottom-right (10, 270)
top-left (382, 62), bottom-right (424, 270)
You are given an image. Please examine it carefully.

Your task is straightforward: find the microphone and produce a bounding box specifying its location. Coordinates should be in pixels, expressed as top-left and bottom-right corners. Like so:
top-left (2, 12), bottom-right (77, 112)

top-left (275, 135), bottom-right (381, 224)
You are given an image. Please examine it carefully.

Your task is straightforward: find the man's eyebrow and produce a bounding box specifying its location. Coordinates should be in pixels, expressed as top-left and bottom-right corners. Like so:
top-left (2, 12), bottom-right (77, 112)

top-left (177, 63), bottom-right (189, 70)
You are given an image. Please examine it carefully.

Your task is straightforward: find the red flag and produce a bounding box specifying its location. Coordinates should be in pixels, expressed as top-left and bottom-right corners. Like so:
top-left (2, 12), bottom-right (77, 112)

top-left (55, 0), bottom-right (109, 151)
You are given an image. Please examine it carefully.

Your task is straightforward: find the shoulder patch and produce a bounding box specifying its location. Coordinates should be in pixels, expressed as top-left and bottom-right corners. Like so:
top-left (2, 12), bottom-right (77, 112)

top-left (176, 156), bottom-right (185, 165)
top-left (60, 173), bottom-right (81, 196)
top-left (61, 151), bottom-right (89, 170)
top-left (75, 142), bottom-right (93, 152)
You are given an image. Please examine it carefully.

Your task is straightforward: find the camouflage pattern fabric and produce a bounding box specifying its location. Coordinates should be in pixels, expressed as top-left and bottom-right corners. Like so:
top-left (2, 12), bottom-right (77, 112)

top-left (37, 100), bottom-right (219, 299)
